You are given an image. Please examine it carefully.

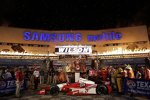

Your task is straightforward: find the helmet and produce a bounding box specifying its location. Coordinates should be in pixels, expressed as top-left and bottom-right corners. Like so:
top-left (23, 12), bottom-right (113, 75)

top-left (125, 65), bottom-right (132, 70)
top-left (118, 68), bottom-right (123, 73)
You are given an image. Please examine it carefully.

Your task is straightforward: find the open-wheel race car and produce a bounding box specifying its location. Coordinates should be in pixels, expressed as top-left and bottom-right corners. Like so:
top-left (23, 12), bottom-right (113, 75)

top-left (37, 78), bottom-right (112, 96)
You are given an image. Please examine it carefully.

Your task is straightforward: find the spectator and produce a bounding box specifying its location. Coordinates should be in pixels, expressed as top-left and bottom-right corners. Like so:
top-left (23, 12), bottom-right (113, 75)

top-left (140, 67), bottom-right (145, 79)
top-left (39, 69), bottom-right (45, 84)
top-left (24, 68), bottom-right (30, 89)
top-left (144, 67), bottom-right (150, 80)
top-left (0, 68), bottom-right (3, 80)
top-left (2, 69), bottom-right (12, 79)
top-left (10, 68), bottom-right (15, 79)
top-left (1, 68), bottom-right (5, 80)
top-left (15, 68), bottom-right (23, 98)
top-left (33, 68), bottom-right (40, 90)
top-left (136, 70), bottom-right (142, 79)
top-left (47, 68), bottom-right (53, 85)
top-left (30, 68), bottom-right (34, 89)
top-left (52, 69), bottom-right (58, 84)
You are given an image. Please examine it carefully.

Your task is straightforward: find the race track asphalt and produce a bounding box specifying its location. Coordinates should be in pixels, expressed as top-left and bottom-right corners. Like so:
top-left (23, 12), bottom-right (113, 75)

top-left (0, 90), bottom-right (149, 100)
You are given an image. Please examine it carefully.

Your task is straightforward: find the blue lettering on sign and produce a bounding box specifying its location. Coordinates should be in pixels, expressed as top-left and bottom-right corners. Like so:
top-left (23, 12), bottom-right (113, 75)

top-left (75, 33), bottom-right (82, 42)
top-left (24, 31), bottom-right (31, 40)
top-left (23, 31), bottom-right (122, 42)
top-left (40, 33), bottom-right (50, 42)
top-left (87, 32), bottom-right (122, 41)
top-left (103, 33), bottom-right (109, 40)
top-left (51, 33), bottom-right (57, 42)
top-left (66, 33), bottom-right (74, 42)
top-left (7, 80), bottom-right (16, 88)
top-left (110, 31), bottom-right (115, 40)
top-left (58, 33), bottom-right (65, 42)
top-left (23, 31), bottom-right (83, 42)
top-left (32, 32), bottom-right (39, 41)
top-left (87, 35), bottom-right (92, 41)
top-left (115, 32), bottom-right (122, 40)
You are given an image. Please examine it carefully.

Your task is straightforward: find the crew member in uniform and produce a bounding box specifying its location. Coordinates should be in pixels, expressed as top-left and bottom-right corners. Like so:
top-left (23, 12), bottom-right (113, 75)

top-left (125, 65), bottom-right (135, 79)
top-left (116, 67), bottom-right (123, 94)
top-left (74, 60), bottom-right (80, 72)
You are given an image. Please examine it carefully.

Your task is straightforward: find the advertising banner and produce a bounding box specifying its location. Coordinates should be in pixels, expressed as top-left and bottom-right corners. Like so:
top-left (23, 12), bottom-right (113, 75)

top-left (124, 78), bottom-right (150, 96)
top-left (55, 46), bottom-right (92, 55)
top-left (0, 79), bottom-right (26, 95)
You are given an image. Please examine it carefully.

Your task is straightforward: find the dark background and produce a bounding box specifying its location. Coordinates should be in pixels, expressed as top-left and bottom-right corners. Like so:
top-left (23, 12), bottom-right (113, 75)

top-left (0, 0), bottom-right (150, 30)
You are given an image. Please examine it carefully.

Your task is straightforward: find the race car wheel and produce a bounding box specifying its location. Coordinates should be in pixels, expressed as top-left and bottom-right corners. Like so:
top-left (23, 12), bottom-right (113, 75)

top-left (49, 85), bottom-right (60, 96)
top-left (96, 84), bottom-right (108, 95)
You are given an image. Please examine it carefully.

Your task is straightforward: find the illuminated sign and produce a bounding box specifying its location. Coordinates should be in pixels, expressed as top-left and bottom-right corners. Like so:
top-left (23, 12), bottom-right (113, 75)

top-left (23, 31), bottom-right (122, 42)
top-left (24, 32), bottom-right (82, 42)
top-left (87, 32), bottom-right (122, 41)
top-left (55, 46), bottom-right (92, 55)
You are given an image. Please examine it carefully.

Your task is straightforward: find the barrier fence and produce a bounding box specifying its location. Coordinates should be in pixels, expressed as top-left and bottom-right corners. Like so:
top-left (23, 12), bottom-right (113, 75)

top-left (0, 78), bottom-right (26, 95)
top-left (124, 78), bottom-right (150, 96)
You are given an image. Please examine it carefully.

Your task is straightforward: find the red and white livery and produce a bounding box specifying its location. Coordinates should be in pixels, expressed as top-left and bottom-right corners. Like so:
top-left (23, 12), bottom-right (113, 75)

top-left (37, 78), bottom-right (112, 96)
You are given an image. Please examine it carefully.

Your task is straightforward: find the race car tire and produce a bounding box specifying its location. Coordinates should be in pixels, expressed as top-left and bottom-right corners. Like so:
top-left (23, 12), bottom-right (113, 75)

top-left (49, 85), bottom-right (60, 96)
top-left (96, 84), bottom-right (108, 95)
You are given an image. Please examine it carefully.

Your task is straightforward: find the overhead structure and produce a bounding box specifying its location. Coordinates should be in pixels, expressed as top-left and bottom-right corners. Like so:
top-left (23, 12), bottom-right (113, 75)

top-left (0, 25), bottom-right (149, 60)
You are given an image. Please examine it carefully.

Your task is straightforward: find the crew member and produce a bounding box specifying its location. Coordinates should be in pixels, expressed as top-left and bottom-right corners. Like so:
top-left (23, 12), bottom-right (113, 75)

top-left (125, 65), bottom-right (135, 78)
top-left (144, 67), bottom-right (150, 80)
top-left (39, 69), bottom-right (44, 84)
top-left (33, 68), bottom-right (40, 90)
top-left (74, 60), bottom-right (80, 72)
top-left (47, 68), bottom-right (52, 84)
top-left (116, 67), bottom-right (123, 94)
top-left (53, 70), bottom-right (58, 84)
top-left (100, 67), bottom-right (108, 81)
top-left (15, 68), bottom-right (23, 98)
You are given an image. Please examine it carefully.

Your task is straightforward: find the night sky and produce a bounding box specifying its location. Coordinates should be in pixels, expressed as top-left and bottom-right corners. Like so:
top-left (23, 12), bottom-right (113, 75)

top-left (0, 0), bottom-right (150, 30)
